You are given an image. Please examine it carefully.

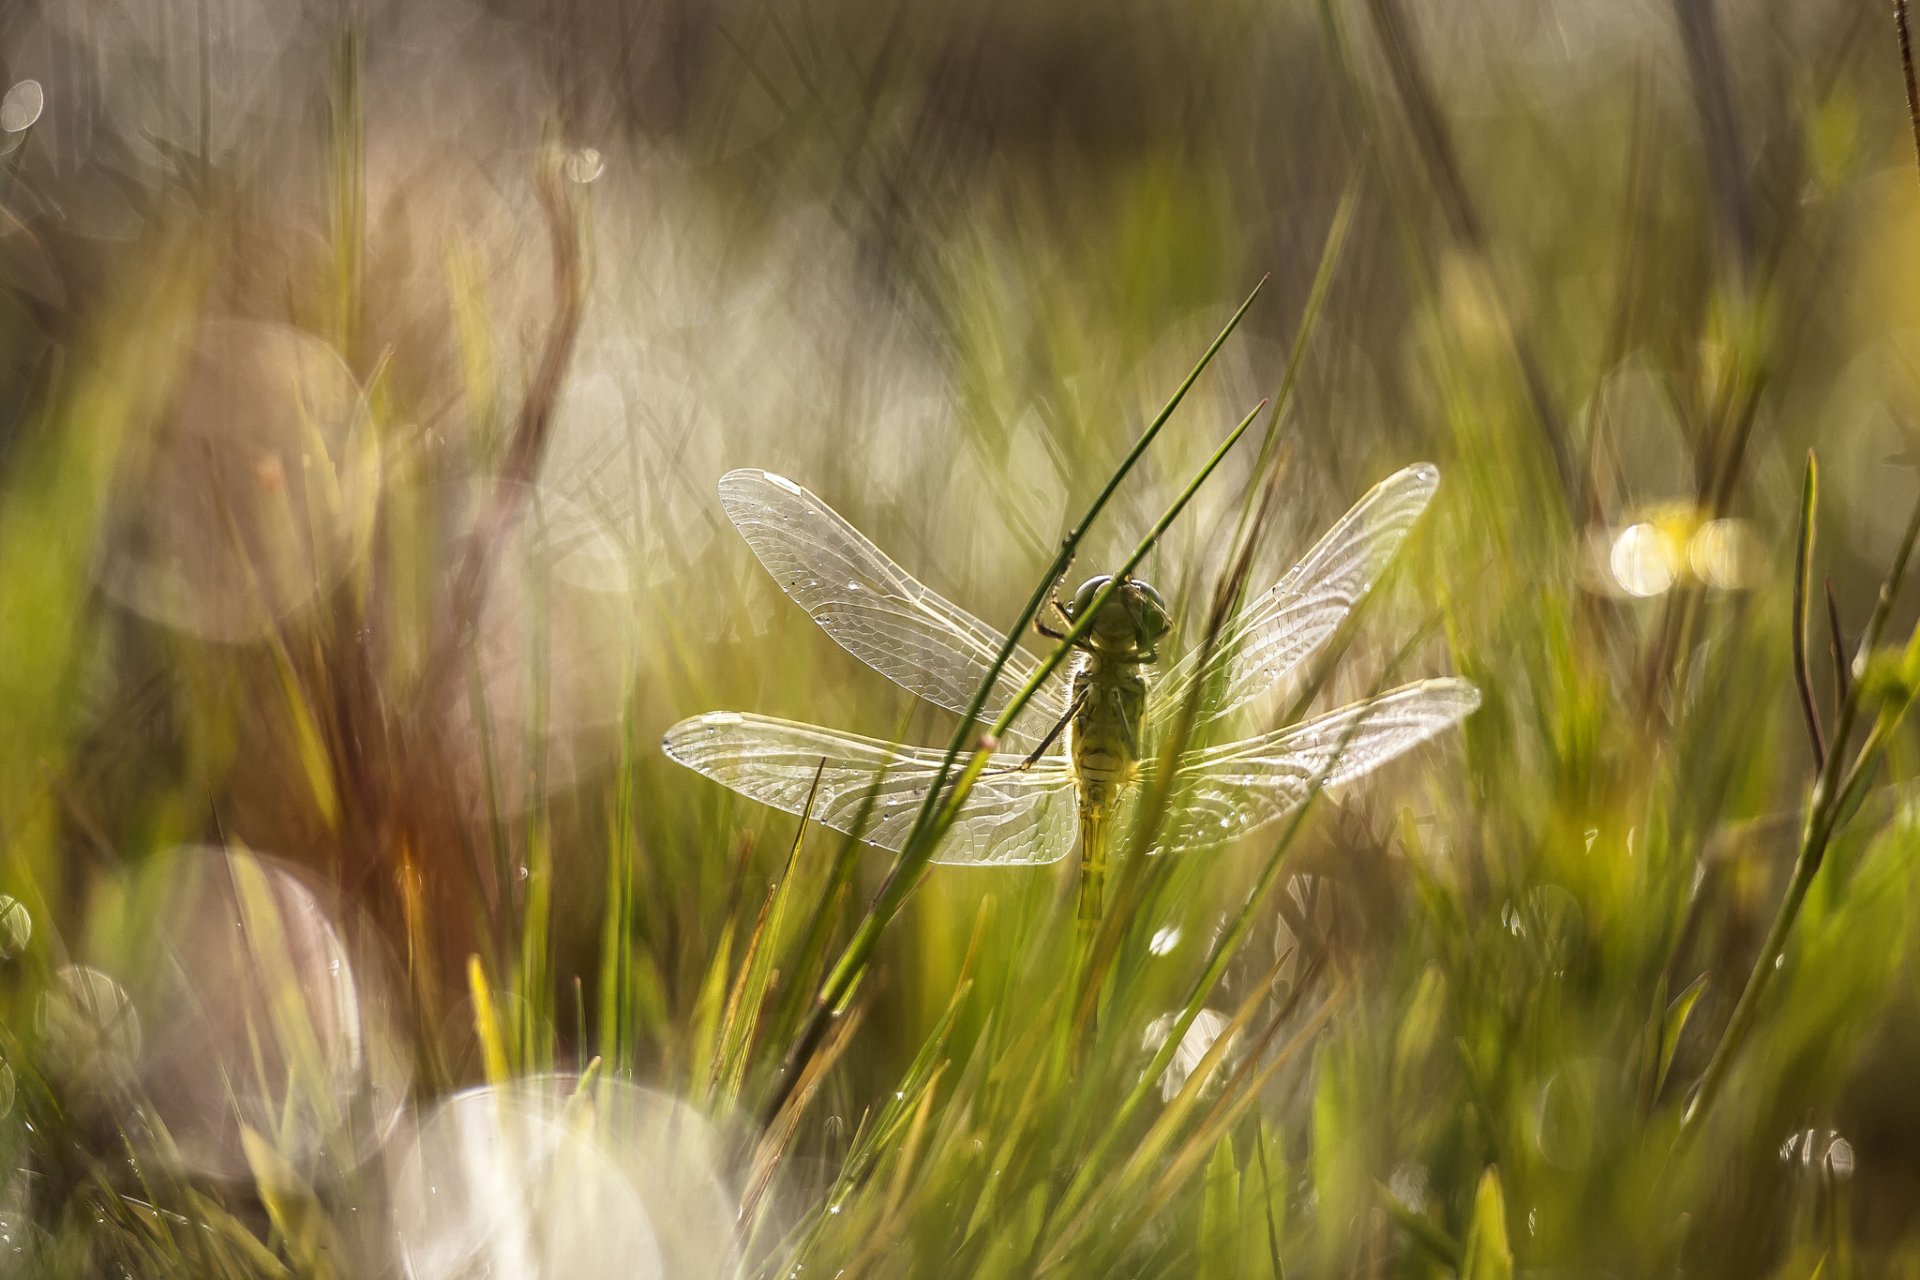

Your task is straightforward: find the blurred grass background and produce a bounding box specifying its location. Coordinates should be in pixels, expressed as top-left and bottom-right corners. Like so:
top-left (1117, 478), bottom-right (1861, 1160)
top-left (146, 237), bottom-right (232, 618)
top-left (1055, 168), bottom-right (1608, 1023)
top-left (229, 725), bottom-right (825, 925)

top-left (4, 0), bottom-right (1920, 1274)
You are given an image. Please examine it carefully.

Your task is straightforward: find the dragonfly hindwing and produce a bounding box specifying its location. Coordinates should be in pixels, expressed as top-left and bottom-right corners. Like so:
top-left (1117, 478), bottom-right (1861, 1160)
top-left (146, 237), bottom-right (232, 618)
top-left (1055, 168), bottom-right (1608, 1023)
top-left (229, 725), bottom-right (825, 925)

top-left (663, 712), bottom-right (1080, 866)
top-left (1138, 678), bottom-right (1479, 850)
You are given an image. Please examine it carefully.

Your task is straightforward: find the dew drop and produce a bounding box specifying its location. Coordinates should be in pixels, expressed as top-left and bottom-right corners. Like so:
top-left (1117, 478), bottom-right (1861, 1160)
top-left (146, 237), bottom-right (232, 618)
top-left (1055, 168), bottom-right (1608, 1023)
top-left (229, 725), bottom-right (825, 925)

top-left (1689, 518), bottom-right (1761, 591)
top-left (1780, 1127), bottom-right (1855, 1180)
top-left (1387, 1162), bottom-right (1428, 1212)
top-left (0, 81), bottom-right (43, 133)
top-left (1610, 522), bottom-right (1679, 598)
top-left (564, 147), bottom-right (605, 184)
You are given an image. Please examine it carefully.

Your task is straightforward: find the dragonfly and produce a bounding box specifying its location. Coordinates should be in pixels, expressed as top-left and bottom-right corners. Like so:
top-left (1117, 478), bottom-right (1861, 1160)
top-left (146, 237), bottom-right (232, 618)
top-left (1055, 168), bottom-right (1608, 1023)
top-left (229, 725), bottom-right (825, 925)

top-left (663, 465), bottom-right (1479, 920)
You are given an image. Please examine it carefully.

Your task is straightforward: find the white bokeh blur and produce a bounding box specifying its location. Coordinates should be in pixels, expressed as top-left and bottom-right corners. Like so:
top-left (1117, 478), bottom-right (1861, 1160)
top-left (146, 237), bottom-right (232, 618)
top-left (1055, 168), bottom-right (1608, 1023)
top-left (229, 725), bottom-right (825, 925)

top-left (98, 319), bottom-right (379, 643)
top-left (389, 1075), bottom-right (741, 1280)
top-left (89, 846), bottom-right (410, 1181)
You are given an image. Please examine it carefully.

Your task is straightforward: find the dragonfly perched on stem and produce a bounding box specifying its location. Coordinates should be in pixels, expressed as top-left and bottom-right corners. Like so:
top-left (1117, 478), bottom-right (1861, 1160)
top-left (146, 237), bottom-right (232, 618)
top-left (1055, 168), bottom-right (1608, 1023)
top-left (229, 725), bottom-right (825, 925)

top-left (664, 465), bottom-right (1479, 923)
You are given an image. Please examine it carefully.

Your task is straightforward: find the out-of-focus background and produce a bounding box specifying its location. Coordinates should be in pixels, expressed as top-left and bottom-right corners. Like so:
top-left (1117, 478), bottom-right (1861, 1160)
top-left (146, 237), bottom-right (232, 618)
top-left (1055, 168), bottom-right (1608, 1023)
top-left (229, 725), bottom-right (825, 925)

top-left (3, 0), bottom-right (1920, 1274)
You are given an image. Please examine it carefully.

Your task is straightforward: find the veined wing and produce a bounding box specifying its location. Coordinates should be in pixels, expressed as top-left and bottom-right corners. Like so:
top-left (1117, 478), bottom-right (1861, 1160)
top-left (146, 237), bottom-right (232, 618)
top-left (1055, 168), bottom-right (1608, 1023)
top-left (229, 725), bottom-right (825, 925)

top-left (720, 470), bottom-right (1072, 748)
top-left (1159, 678), bottom-right (1478, 849)
top-left (1152, 463), bottom-right (1439, 729)
top-left (662, 711), bottom-right (1079, 866)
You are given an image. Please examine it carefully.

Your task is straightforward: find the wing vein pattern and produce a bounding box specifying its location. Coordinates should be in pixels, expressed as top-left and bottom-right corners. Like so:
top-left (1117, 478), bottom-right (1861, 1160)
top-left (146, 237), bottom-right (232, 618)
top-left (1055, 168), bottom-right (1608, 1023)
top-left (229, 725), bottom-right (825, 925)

top-left (720, 469), bottom-right (1071, 747)
top-left (663, 712), bottom-right (1079, 866)
top-left (1161, 677), bottom-right (1479, 849)
top-left (1154, 463), bottom-right (1439, 728)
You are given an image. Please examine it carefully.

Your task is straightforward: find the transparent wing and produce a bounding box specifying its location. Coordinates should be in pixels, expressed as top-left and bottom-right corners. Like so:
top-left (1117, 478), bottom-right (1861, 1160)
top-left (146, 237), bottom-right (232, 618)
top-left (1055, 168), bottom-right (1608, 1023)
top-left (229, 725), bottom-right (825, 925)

top-left (662, 711), bottom-right (1080, 866)
top-left (1160, 678), bottom-right (1478, 850)
top-left (720, 470), bottom-right (1071, 748)
top-left (1152, 463), bottom-right (1439, 729)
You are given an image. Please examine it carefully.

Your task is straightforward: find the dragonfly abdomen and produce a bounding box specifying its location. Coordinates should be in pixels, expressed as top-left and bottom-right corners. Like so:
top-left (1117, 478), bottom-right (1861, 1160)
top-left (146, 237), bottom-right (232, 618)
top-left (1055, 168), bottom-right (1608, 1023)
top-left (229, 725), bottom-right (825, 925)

top-left (1067, 657), bottom-right (1150, 804)
top-left (1066, 654), bottom-right (1151, 926)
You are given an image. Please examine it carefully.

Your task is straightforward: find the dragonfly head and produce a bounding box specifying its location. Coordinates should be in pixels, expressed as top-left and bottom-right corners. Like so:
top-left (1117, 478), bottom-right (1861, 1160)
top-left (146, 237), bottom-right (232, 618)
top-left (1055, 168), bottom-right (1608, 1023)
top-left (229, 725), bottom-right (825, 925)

top-left (1066, 574), bottom-right (1171, 658)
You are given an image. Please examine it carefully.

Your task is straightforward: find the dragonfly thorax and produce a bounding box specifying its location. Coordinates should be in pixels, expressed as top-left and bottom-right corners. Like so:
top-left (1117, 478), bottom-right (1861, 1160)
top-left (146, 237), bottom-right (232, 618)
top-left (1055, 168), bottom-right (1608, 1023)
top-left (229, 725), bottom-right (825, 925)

top-left (1065, 574), bottom-right (1171, 662)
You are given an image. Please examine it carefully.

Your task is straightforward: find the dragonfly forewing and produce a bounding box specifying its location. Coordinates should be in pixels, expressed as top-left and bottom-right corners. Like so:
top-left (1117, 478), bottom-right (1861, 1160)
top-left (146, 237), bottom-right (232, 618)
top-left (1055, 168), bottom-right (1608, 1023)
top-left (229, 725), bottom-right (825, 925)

top-left (663, 711), bottom-right (1080, 866)
top-left (719, 469), bottom-right (1073, 748)
top-left (1153, 463), bottom-right (1440, 730)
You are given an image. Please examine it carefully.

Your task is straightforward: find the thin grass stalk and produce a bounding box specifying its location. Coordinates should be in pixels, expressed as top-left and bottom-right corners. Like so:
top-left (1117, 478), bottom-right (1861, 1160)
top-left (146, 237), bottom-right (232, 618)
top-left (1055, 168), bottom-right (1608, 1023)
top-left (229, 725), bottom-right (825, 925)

top-left (1792, 454), bottom-right (1825, 769)
top-left (711, 764), bottom-right (820, 1104)
top-left (1361, 0), bottom-right (1576, 504)
top-left (1898, 1), bottom-right (1920, 173)
top-left (1826, 579), bottom-right (1851, 713)
top-left (327, 10), bottom-right (365, 365)
top-left (1681, 486), bottom-right (1920, 1132)
top-left (516, 495), bottom-right (555, 1072)
top-left (1225, 177), bottom-right (1362, 560)
top-left (597, 723), bottom-right (638, 1075)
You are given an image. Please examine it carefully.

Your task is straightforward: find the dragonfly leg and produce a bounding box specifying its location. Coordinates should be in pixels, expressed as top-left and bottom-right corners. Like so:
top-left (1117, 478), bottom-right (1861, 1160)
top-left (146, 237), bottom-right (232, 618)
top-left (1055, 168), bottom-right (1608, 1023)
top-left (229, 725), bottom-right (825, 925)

top-left (983, 685), bottom-right (1088, 774)
top-left (1034, 563), bottom-right (1078, 639)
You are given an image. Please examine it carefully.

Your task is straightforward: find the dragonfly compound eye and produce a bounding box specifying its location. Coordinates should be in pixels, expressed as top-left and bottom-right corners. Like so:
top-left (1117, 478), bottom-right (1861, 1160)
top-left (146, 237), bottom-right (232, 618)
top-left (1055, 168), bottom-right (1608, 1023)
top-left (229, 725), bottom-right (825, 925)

top-left (1129, 581), bottom-right (1171, 639)
top-left (1067, 575), bottom-right (1112, 619)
